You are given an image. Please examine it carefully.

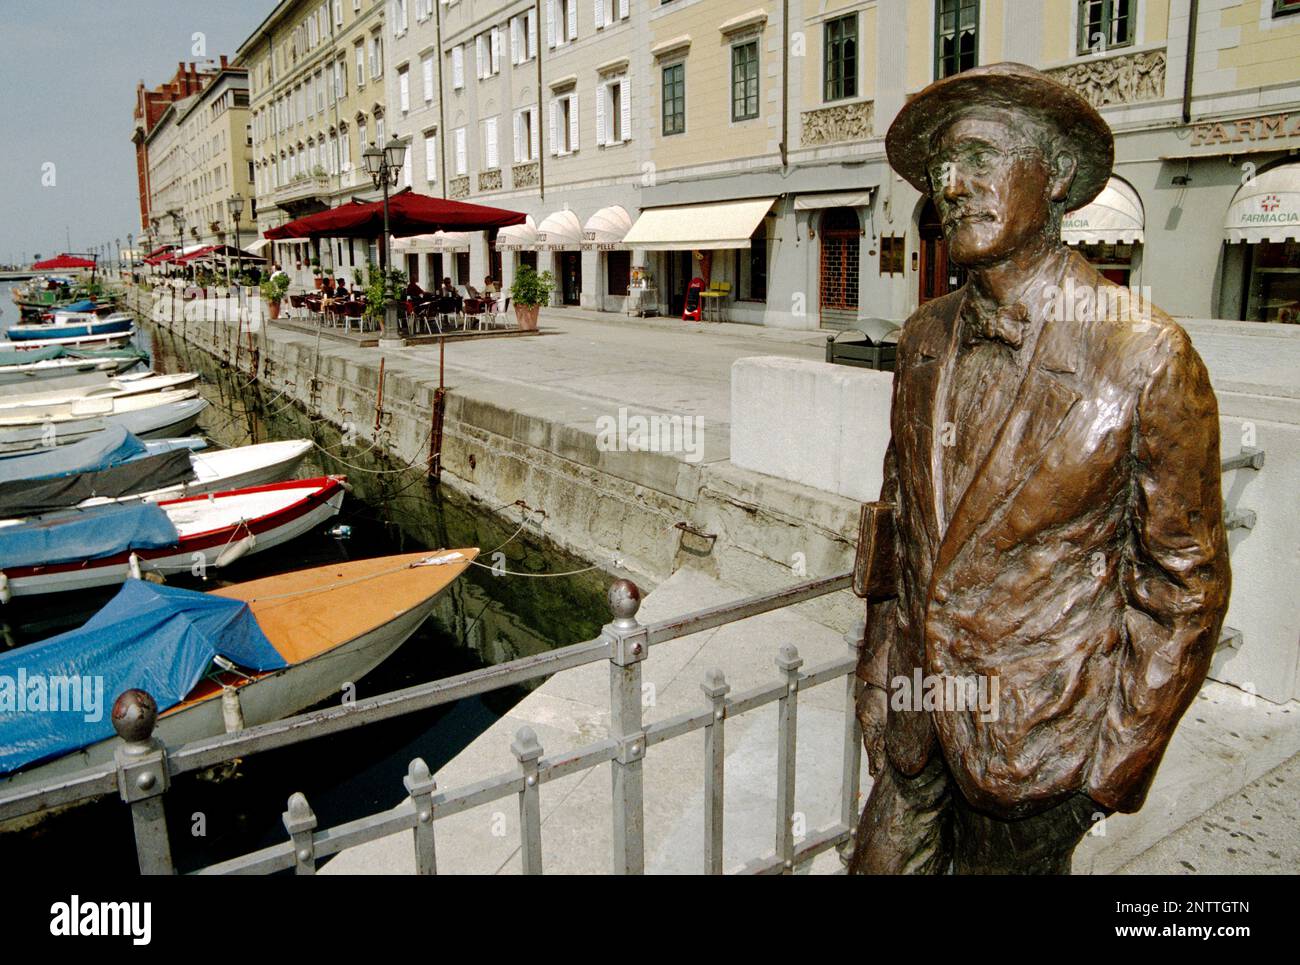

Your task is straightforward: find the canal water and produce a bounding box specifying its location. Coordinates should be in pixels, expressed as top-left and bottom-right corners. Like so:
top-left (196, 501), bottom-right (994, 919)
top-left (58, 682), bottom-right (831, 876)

top-left (0, 285), bottom-right (612, 873)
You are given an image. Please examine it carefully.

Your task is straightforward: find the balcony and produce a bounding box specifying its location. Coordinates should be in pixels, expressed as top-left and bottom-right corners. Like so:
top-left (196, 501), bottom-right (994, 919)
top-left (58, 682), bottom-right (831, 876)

top-left (512, 161), bottom-right (539, 189)
top-left (478, 169), bottom-right (502, 192)
top-left (271, 172), bottom-right (331, 215)
top-left (448, 175), bottom-right (470, 200)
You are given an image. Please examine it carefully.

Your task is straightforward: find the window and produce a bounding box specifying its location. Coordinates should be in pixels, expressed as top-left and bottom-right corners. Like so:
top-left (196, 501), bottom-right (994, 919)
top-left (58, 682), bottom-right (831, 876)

top-left (736, 222), bottom-right (768, 301)
top-left (514, 107), bottom-right (538, 161)
top-left (371, 34), bottom-right (383, 79)
top-left (356, 40), bottom-right (366, 87)
top-left (598, 76), bottom-right (630, 145)
top-left (662, 63), bottom-right (685, 135)
top-left (483, 116), bottom-right (499, 169)
top-left (879, 236), bottom-right (905, 275)
top-left (393, 0), bottom-right (408, 35)
top-left (935, 0), bottom-right (978, 78)
top-left (1077, 0), bottom-right (1134, 54)
top-left (511, 11), bottom-right (537, 63)
top-left (824, 14), bottom-right (857, 101)
top-left (1275, 0), bottom-right (1300, 16)
top-left (549, 93), bottom-right (578, 154)
top-left (595, 0), bottom-right (630, 28)
top-left (334, 0), bottom-right (343, 26)
top-left (398, 66), bottom-right (410, 112)
top-left (547, 0), bottom-right (577, 47)
top-left (732, 42), bottom-right (759, 121)
top-left (422, 54), bottom-right (434, 102)
top-left (452, 44), bottom-right (465, 89)
top-left (475, 31), bottom-right (500, 79)
top-left (424, 132), bottom-right (438, 181)
top-left (454, 127), bottom-right (467, 175)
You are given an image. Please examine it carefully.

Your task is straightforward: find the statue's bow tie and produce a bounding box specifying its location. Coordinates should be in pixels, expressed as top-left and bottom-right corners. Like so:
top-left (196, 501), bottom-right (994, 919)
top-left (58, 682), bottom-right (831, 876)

top-left (962, 301), bottom-right (1029, 349)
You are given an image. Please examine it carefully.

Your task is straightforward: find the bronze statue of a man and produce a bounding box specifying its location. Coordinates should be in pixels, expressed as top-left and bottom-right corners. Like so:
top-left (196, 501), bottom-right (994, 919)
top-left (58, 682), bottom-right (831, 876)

top-left (849, 63), bottom-right (1230, 874)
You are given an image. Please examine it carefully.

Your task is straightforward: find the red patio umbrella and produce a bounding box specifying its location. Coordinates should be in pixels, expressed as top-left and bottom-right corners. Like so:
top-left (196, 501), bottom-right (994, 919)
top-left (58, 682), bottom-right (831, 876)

top-left (263, 190), bottom-right (526, 240)
top-left (32, 254), bottom-right (97, 270)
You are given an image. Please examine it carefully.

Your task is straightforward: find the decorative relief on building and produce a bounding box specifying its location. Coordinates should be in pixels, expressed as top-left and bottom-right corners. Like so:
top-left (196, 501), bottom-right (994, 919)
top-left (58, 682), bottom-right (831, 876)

top-left (1045, 49), bottom-right (1165, 109)
top-left (800, 101), bottom-right (874, 147)
top-left (449, 175), bottom-right (470, 199)
top-left (512, 161), bottom-right (539, 189)
top-left (478, 169), bottom-right (503, 192)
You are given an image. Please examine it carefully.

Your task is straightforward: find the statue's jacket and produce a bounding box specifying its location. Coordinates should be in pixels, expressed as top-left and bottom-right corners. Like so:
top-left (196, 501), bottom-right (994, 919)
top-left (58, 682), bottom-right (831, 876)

top-left (863, 248), bottom-right (1230, 819)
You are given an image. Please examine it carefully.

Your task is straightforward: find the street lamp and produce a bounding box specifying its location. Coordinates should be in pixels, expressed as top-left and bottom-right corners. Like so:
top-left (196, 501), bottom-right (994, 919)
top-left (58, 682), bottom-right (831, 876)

top-left (226, 193), bottom-right (245, 287)
top-left (363, 138), bottom-right (406, 336)
top-left (169, 210), bottom-right (186, 278)
top-left (127, 232), bottom-right (134, 283)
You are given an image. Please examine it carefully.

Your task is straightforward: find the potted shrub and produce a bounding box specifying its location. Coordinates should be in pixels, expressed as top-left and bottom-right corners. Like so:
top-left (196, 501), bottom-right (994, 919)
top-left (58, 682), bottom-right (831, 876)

top-left (509, 265), bottom-right (555, 331)
top-left (260, 273), bottom-right (290, 320)
top-left (363, 264), bottom-right (407, 335)
top-left (310, 257), bottom-right (324, 289)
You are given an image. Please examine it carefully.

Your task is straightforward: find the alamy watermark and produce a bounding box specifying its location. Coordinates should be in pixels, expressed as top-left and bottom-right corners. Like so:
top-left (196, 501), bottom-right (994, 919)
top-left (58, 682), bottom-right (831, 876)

top-left (0, 670), bottom-right (104, 722)
top-left (596, 407), bottom-right (705, 463)
top-left (889, 669), bottom-right (1000, 722)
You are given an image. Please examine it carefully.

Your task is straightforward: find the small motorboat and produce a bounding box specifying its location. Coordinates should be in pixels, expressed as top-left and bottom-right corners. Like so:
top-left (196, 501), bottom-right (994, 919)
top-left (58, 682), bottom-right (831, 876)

top-left (0, 548), bottom-right (478, 814)
top-left (0, 329), bottom-right (136, 352)
top-left (0, 396), bottom-right (209, 455)
top-left (0, 475), bottom-right (347, 599)
top-left (0, 439), bottom-right (314, 518)
top-left (0, 387), bottom-right (198, 427)
top-left (0, 346), bottom-right (147, 386)
top-left (0, 372), bottom-right (197, 410)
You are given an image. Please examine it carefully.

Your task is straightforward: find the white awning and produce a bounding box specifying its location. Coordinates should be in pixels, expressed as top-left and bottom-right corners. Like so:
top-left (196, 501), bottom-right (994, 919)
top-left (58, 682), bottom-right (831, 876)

top-left (582, 205), bottom-right (633, 249)
top-left (1062, 177), bottom-right (1145, 245)
top-left (246, 238), bottom-right (272, 254)
top-left (495, 215), bottom-right (537, 250)
top-left (793, 189), bottom-right (874, 210)
top-left (536, 209), bottom-right (584, 250)
top-left (393, 231), bottom-right (471, 252)
top-left (623, 197), bottom-right (776, 251)
top-left (1225, 162), bottom-right (1300, 244)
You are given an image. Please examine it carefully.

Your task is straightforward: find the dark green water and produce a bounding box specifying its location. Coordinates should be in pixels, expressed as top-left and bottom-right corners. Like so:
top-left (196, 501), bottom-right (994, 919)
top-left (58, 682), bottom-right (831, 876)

top-left (0, 313), bottom-right (611, 873)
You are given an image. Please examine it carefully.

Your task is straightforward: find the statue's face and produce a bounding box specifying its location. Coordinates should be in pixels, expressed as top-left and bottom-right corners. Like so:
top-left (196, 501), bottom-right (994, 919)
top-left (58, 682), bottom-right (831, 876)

top-left (927, 115), bottom-right (1060, 267)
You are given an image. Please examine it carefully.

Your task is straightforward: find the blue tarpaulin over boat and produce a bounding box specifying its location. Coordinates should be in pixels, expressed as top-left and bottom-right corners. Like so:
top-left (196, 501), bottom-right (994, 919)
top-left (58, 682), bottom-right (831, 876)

top-left (0, 426), bottom-right (149, 484)
top-left (0, 580), bottom-right (286, 775)
top-left (0, 502), bottom-right (179, 568)
top-left (57, 300), bottom-right (97, 313)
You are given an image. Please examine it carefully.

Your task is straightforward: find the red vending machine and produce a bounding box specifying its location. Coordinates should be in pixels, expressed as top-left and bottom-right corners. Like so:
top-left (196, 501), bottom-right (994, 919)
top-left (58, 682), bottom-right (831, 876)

top-left (683, 277), bottom-right (704, 321)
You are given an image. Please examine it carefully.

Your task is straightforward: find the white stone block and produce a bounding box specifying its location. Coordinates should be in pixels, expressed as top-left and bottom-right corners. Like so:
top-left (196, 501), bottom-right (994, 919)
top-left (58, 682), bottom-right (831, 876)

top-left (730, 356), bottom-right (893, 503)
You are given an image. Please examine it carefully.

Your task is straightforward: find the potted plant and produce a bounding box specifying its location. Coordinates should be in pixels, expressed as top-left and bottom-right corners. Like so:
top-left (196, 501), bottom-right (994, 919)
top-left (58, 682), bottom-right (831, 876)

top-left (363, 264), bottom-right (407, 334)
top-left (509, 265), bottom-right (555, 332)
top-left (310, 256), bottom-right (324, 289)
top-left (260, 272), bottom-right (290, 320)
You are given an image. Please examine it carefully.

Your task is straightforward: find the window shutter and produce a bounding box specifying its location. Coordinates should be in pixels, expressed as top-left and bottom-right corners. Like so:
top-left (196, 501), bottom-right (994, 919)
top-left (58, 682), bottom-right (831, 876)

top-left (476, 35), bottom-right (485, 79)
top-left (486, 117), bottom-right (499, 169)
top-left (491, 26), bottom-right (500, 74)
top-left (566, 0), bottom-right (578, 41)
top-left (596, 82), bottom-right (607, 146)
top-left (399, 69), bottom-right (409, 112)
top-left (527, 11), bottom-right (537, 59)
top-left (452, 44), bottom-right (464, 88)
top-left (403, 145), bottom-right (412, 187)
top-left (549, 100), bottom-right (558, 155)
top-left (455, 127), bottom-right (467, 175)
top-left (568, 94), bottom-right (579, 151)
top-left (619, 75), bottom-right (631, 142)
top-left (425, 134), bottom-right (437, 181)
top-left (529, 108), bottom-right (539, 159)
top-left (423, 55), bottom-right (433, 101)
top-left (546, 0), bottom-right (556, 47)
top-left (594, 0), bottom-right (604, 30)
top-left (511, 17), bottom-right (520, 64)
top-left (618, 0), bottom-right (628, 18)
top-left (513, 112), bottom-right (523, 162)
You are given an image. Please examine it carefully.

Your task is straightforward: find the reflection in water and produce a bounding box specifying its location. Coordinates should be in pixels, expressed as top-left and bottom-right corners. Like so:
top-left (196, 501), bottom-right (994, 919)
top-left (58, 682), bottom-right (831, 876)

top-left (0, 319), bottom-right (611, 873)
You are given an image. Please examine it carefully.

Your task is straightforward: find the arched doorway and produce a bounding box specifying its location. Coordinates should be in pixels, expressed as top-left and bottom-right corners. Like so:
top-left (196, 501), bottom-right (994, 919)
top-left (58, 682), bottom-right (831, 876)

top-left (819, 207), bottom-right (860, 330)
top-left (918, 200), bottom-right (965, 304)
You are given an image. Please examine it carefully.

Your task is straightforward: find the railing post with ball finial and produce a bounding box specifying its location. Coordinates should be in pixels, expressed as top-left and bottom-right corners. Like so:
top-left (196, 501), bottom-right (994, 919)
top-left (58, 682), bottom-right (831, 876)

top-left (112, 689), bottom-right (175, 875)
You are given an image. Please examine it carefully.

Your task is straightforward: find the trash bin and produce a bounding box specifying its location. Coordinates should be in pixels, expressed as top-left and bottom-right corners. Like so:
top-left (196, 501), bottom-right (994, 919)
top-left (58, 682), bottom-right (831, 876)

top-left (825, 318), bottom-right (900, 371)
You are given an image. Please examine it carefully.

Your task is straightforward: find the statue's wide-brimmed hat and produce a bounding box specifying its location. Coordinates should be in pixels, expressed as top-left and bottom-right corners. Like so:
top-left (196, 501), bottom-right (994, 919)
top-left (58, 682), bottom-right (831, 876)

top-left (886, 62), bottom-right (1114, 212)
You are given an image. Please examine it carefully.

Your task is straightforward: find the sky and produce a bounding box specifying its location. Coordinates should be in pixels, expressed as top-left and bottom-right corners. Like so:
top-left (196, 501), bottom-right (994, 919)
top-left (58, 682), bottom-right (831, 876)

top-left (0, 0), bottom-right (273, 265)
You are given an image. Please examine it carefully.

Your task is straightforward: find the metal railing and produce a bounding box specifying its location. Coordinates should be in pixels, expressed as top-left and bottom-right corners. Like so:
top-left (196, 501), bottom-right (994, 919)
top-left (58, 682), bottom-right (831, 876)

top-left (0, 572), bottom-right (862, 876)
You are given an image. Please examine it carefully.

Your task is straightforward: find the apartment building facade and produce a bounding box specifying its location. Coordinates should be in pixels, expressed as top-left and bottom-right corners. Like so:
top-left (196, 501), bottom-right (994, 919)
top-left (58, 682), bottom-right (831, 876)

top-left (132, 61), bottom-right (223, 242)
top-left (381, 0), bottom-right (1300, 326)
top-left (241, 0), bottom-right (393, 286)
top-left (143, 64), bottom-right (254, 253)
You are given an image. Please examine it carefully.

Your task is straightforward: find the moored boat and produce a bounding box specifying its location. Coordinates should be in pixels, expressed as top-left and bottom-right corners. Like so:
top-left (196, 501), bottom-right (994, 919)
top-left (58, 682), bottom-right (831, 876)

top-left (0, 329), bottom-right (136, 352)
top-left (5, 313), bottom-right (133, 343)
top-left (0, 387), bottom-right (197, 427)
top-left (0, 346), bottom-right (147, 386)
top-left (0, 475), bottom-right (347, 599)
top-left (0, 548), bottom-right (478, 813)
top-left (0, 396), bottom-right (209, 455)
